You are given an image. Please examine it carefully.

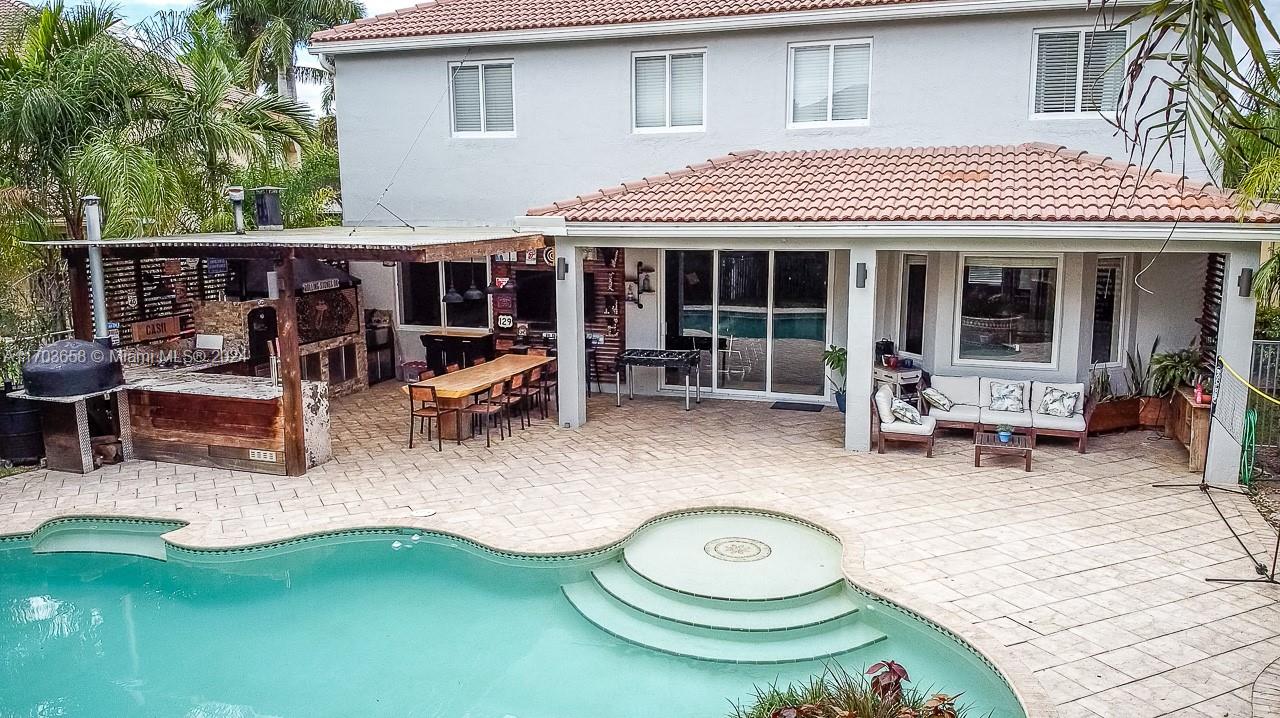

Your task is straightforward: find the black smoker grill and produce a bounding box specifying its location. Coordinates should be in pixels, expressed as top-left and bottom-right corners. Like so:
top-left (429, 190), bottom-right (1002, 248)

top-left (19, 338), bottom-right (128, 473)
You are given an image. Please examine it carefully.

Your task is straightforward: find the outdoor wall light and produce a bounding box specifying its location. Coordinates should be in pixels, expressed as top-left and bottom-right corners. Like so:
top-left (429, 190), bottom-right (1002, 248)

top-left (556, 256), bottom-right (568, 281)
top-left (1239, 267), bottom-right (1255, 298)
top-left (855, 262), bottom-right (868, 289)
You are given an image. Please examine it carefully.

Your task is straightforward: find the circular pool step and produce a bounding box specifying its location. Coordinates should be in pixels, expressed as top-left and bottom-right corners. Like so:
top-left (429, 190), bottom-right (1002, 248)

top-left (562, 513), bottom-right (884, 664)
top-left (623, 513), bottom-right (844, 601)
top-left (591, 561), bottom-right (859, 632)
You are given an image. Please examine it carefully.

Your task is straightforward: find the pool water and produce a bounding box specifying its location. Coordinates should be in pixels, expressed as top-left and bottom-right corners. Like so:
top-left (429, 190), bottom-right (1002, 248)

top-left (0, 528), bottom-right (1025, 718)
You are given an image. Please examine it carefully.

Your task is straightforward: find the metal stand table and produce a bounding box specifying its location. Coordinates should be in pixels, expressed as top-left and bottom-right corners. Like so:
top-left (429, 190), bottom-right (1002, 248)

top-left (614, 349), bottom-right (701, 410)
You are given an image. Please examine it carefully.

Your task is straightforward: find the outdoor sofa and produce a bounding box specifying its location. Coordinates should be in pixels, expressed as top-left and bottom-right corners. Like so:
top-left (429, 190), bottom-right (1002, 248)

top-left (923, 375), bottom-right (1094, 453)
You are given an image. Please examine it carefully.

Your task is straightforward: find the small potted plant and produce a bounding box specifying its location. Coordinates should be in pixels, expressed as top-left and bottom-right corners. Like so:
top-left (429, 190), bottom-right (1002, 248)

top-left (822, 345), bottom-right (847, 413)
top-left (996, 424), bottom-right (1013, 443)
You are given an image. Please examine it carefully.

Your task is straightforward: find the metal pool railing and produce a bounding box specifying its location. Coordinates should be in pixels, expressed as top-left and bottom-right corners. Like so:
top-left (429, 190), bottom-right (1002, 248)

top-left (1249, 341), bottom-right (1280, 480)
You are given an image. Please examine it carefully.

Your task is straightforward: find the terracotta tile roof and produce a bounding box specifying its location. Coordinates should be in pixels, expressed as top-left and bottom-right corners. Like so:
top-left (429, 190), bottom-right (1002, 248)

top-left (312, 0), bottom-right (937, 43)
top-left (526, 143), bottom-right (1278, 223)
top-left (0, 0), bottom-right (30, 26)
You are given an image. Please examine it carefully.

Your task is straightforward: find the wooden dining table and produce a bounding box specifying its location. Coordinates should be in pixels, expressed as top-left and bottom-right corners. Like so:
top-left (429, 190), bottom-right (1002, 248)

top-left (402, 353), bottom-right (555, 441)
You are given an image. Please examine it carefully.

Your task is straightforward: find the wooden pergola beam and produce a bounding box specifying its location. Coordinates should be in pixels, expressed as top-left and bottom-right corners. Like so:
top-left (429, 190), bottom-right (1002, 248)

top-left (71, 234), bottom-right (548, 264)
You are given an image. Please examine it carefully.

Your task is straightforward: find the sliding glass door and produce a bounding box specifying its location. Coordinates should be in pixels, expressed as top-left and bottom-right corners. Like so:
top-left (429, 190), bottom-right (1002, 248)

top-left (662, 249), bottom-right (831, 399)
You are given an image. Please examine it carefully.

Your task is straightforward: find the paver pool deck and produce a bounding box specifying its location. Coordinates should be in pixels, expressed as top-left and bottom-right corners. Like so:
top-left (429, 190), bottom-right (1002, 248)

top-left (2, 383), bottom-right (1279, 718)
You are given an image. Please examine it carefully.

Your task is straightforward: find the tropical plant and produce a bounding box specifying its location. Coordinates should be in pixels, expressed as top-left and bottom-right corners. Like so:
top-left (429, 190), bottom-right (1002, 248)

top-left (728, 663), bottom-right (978, 718)
top-left (823, 345), bottom-right (848, 395)
top-left (196, 0), bottom-right (364, 102)
top-left (1097, 0), bottom-right (1280, 176)
top-left (1125, 337), bottom-right (1160, 397)
top-left (1256, 304), bottom-right (1280, 339)
top-left (0, 2), bottom-right (315, 239)
top-left (1150, 344), bottom-right (1203, 396)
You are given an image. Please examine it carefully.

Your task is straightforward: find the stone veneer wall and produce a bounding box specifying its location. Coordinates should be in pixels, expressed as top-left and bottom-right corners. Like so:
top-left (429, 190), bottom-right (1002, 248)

top-left (191, 297), bottom-right (368, 398)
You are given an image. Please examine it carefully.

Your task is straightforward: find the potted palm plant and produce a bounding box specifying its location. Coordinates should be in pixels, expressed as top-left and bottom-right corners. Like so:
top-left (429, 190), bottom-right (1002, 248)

top-left (823, 345), bottom-right (847, 413)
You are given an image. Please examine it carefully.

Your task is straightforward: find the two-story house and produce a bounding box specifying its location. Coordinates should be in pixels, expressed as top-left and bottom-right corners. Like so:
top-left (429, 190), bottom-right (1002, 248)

top-left (311, 0), bottom-right (1277, 483)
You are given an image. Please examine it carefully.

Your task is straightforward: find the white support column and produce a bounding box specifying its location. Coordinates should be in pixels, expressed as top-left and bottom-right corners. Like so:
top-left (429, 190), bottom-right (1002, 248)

top-left (1205, 246), bottom-right (1261, 484)
top-left (555, 242), bottom-right (588, 428)
top-left (845, 247), bottom-right (877, 451)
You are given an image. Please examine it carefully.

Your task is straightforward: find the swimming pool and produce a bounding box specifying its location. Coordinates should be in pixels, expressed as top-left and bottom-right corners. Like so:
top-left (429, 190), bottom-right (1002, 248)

top-left (0, 516), bottom-right (1027, 718)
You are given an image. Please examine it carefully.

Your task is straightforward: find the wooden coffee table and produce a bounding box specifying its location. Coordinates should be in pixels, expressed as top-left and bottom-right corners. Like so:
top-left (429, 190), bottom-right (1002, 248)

top-left (975, 431), bottom-right (1032, 472)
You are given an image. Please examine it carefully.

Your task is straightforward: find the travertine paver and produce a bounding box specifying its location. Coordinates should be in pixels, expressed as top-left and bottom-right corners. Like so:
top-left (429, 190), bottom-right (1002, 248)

top-left (2, 383), bottom-right (1279, 717)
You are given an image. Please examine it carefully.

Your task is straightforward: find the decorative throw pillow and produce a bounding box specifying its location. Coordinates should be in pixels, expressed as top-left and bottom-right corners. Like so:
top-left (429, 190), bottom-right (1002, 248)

top-left (921, 387), bottom-right (954, 412)
top-left (1038, 387), bottom-right (1080, 418)
top-left (989, 382), bottom-right (1025, 412)
top-left (891, 398), bottom-right (922, 424)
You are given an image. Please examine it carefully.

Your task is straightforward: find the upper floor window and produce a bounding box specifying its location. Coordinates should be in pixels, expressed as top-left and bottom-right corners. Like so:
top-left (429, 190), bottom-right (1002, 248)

top-left (788, 39), bottom-right (871, 127)
top-left (450, 60), bottom-right (515, 137)
top-left (633, 50), bottom-right (705, 132)
top-left (1032, 29), bottom-right (1126, 117)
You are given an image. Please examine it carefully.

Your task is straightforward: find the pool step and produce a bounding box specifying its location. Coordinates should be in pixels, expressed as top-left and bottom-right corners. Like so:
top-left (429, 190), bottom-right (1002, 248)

top-left (592, 561), bottom-right (860, 632)
top-left (563, 580), bottom-right (886, 663)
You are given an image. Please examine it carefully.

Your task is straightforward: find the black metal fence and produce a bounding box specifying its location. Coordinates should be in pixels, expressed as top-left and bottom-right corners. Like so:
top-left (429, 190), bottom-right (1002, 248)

top-left (1250, 341), bottom-right (1280, 479)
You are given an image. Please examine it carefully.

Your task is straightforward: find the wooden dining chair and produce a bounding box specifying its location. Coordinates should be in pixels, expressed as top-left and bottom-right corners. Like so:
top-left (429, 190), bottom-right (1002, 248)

top-left (539, 360), bottom-right (559, 413)
top-left (528, 347), bottom-right (549, 357)
top-left (445, 363), bottom-right (461, 373)
top-left (417, 369), bottom-right (437, 382)
top-left (472, 357), bottom-right (487, 366)
top-left (408, 385), bottom-right (458, 451)
top-left (464, 381), bottom-right (508, 447)
top-left (500, 372), bottom-right (528, 430)
top-left (514, 367), bottom-right (546, 421)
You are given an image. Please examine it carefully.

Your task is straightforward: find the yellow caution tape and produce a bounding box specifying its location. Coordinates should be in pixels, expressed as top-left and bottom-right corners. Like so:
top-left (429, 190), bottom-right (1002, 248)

top-left (1220, 356), bottom-right (1280, 407)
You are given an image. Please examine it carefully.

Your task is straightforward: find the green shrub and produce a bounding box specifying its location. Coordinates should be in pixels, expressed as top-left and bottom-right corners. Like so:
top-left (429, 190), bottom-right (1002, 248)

top-left (1257, 305), bottom-right (1280, 340)
top-left (728, 663), bottom-right (973, 718)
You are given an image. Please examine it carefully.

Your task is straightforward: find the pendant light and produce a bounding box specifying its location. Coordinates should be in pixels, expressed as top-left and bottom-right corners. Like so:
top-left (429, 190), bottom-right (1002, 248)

top-left (442, 263), bottom-right (463, 304)
top-left (463, 256), bottom-right (485, 301)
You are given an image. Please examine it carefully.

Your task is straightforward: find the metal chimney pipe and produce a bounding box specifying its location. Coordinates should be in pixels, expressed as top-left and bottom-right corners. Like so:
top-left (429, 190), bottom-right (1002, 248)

top-left (81, 196), bottom-right (111, 345)
top-left (227, 186), bottom-right (246, 235)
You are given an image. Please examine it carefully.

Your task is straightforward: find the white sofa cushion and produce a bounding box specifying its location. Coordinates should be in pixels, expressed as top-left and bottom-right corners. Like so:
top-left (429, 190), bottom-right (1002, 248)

top-left (873, 385), bottom-right (895, 423)
top-left (928, 405), bottom-right (980, 424)
top-left (930, 375), bottom-right (979, 406)
top-left (980, 377), bottom-right (1030, 410)
top-left (980, 408), bottom-right (1034, 428)
top-left (1032, 412), bottom-right (1086, 432)
top-left (1031, 381), bottom-right (1086, 416)
top-left (881, 416), bottom-right (937, 436)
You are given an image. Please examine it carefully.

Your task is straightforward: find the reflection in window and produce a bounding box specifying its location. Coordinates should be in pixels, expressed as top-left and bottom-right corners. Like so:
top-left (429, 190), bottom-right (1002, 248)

top-left (1092, 256), bottom-right (1125, 364)
top-left (900, 255), bottom-right (927, 356)
top-left (402, 262), bottom-right (442, 326)
top-left (399, 261), bottom-right (489, 328)
top-left (717, 251), bottom-right (769, 392)
top-left (771, 251), bottom-right (829, 396)
top-left (663, 250), bottom-right (714, 387)
top-left (958, 256), bottom-right (1057, 364)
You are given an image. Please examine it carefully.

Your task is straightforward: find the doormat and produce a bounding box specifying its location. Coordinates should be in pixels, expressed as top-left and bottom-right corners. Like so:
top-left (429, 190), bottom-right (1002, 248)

top-left (771, 402), bottom-right (823, 412)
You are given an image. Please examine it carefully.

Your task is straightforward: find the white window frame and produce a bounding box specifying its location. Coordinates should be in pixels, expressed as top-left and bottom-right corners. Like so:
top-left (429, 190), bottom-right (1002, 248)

top-left (631, 48), bottom-right (707, 134)
top-left (1028, 26), bottom-right (1128, 120)
top-left (786, 38), bottom-right (872, 129)
top-left (395, 260), bottom-right (493, 332)
top-left (449, 59), bottom-right (517, 138)
top-left (1091, 254), bottom-right (1131, 367)
top-left (897, 253), bottom-right (928, 359)
top-left (952, 253), bottom-right (1064, 370)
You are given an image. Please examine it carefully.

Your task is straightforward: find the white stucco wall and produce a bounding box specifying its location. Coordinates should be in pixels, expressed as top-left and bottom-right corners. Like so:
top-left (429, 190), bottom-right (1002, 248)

top-left (332, 9), bottom-right (1186, 227)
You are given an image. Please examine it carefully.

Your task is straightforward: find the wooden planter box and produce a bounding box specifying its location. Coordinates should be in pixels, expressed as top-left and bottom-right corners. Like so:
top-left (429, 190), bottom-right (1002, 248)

top-left (1089, 398), bottom-right (1140, 433)
top-left (1139, 396), bottom-right (1169, 428)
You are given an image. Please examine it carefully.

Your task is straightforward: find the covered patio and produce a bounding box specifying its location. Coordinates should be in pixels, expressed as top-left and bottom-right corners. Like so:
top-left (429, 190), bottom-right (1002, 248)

top-left (528, 144), bottom-right (1277, 485)
top-left (3, 386), bottom-right (1278, 717)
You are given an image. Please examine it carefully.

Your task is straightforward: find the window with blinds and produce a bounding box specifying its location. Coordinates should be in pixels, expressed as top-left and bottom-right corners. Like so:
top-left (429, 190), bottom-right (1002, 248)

top-left (788, 40), bottom-right (871, 126)
top-left (450, 60), bottom-right (515, 136)
top-left (633, 50), bottom-right (705, 131)
top-left (1033, 28), bottom-right (1126, 115)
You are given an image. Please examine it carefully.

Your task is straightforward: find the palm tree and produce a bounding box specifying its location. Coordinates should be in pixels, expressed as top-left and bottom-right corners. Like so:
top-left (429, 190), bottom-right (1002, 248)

top-left (195, 0), bottom-right (364, 102)
top-left (0, 2), bottom-right (314, 238)
top-left (1095, 0), bottom-right (1280, 175)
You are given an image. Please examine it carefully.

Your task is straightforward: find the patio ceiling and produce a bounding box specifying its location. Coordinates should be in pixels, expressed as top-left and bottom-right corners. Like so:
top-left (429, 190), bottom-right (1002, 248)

top-left (38, 226), bottom-right (549, 263)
